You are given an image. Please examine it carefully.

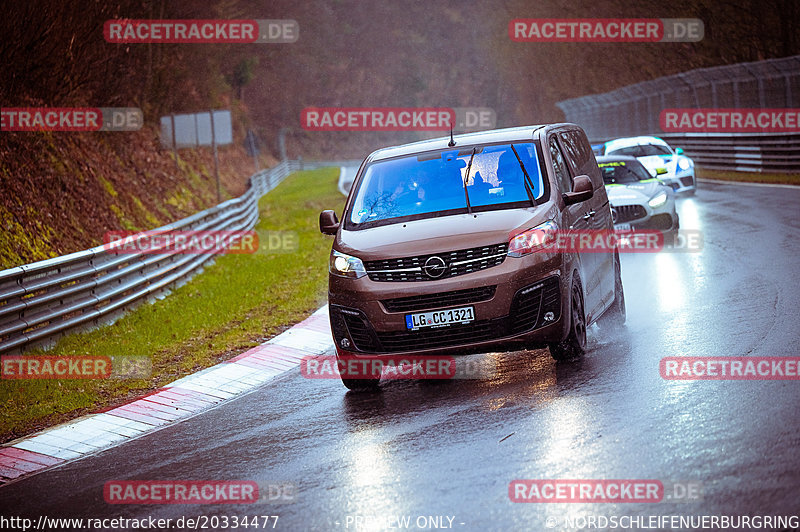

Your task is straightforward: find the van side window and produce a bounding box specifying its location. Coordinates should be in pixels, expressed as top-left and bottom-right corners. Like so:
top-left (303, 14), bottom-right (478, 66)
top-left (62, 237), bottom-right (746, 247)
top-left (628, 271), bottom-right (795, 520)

top-left (559, 131), bottom-right (585, 172)
top-left (559, 129), bottom-right (601, 188)
top-left (549, 137), bottom-right (572, 193)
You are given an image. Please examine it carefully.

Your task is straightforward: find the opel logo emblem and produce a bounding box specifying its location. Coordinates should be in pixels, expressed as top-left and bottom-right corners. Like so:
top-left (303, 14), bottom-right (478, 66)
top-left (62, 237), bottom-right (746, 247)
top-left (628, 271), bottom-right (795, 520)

top-left (423, 256), bottom-right (447, 279)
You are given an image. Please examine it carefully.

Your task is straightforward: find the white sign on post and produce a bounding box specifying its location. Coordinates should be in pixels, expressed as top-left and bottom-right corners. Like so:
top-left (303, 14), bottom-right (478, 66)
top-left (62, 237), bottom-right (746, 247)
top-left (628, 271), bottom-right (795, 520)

top-left (160, 110), bottom-right (233, 203)
top-left (160, 110), bottom-right (232, 148)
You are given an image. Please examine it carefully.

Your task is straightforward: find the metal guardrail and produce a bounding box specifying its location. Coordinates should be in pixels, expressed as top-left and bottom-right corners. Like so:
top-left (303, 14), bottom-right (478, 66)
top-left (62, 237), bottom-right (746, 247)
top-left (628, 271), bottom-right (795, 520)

top-left (590, 133), bottom-right (800, 173)
top-left (657, 133), bottom-right (800, 173)
top-left (557, 55), bottom-right (800, 139)
top-left (559, 55), bottom-right (800, 173)
top-left (0, 159), bottom-right (311, 355)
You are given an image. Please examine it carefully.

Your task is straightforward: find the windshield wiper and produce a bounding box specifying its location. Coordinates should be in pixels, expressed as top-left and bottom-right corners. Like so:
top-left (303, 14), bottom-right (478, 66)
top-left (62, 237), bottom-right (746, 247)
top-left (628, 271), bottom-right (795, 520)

top-left (462, 147), bottom-right (476, 215)
top-left (510, 144), bottom-right (537, 207)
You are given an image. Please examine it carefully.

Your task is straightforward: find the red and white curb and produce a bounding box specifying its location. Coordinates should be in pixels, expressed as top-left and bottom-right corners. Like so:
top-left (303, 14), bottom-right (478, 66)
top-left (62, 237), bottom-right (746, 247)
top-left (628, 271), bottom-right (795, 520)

top-left (0, 306), bottom-right (334, 485)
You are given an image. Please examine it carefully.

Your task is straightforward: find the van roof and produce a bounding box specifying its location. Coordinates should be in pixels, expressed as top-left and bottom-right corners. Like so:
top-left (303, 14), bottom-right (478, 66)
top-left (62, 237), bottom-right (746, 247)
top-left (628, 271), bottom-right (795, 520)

top-left (367, 123), bottom-right (574, 162)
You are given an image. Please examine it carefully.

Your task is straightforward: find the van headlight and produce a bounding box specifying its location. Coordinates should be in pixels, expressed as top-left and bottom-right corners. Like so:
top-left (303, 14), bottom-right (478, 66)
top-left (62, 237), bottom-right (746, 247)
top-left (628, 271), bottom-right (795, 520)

top-left (648, 192), bottom-right (668, 208)
top-left (508, 221), bottom-right (559, 257)
top-left (330, 250), bottom-right (368, 279)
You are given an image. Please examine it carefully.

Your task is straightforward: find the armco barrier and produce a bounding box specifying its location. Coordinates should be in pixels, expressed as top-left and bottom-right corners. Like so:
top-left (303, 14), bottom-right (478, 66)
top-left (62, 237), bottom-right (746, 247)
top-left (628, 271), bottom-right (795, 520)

top-left (0, 160), bottom-right (314, 355)
top-left (657, 133), bottom-right (800, 173)
top-left (590, 133), bottom-right (800, 173)
top-left (559, 55), bottom-right (800, 173)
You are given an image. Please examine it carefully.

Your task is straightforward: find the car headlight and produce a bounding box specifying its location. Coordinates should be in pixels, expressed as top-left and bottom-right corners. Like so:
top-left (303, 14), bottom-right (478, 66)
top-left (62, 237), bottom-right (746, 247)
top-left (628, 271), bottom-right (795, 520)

top-left (677, 157), bottom-right (692, 171)
top-left (648, 192), bottom-right (668, 208)
top-left (330, 250), bottom-right (367, 279)
top-left (508, 221), bottom-right (559, 257)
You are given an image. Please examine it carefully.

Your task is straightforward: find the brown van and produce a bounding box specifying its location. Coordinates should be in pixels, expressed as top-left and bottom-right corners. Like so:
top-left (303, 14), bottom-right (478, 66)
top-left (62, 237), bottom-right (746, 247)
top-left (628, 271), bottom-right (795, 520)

top-left (319, 124), bottom-right (625, 389)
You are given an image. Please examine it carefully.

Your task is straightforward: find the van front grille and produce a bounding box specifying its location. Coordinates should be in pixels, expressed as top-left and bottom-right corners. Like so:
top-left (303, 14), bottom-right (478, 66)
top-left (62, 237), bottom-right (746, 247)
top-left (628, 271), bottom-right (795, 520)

top-left (364, 243), bottom-right (508, 282)
top-left (381, 286), bottom-right (496, 313)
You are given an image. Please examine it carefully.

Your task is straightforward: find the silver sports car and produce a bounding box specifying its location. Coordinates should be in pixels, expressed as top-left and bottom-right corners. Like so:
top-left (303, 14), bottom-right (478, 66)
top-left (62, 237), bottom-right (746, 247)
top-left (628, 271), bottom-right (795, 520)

top-left (597, 155), bottom-right (679, 233)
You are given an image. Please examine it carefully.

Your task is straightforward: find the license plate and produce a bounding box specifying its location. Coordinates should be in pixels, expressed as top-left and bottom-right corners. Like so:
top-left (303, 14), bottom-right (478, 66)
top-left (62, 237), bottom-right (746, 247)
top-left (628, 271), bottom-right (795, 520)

top-left (615, 223), bottom-right (632, 231)
top-left (406, 306), bottom-right (475, 330)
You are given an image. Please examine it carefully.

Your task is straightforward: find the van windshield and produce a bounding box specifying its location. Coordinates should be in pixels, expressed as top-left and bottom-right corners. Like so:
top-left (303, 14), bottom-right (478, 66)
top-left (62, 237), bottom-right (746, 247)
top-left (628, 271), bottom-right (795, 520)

top-left (348, 142), bottom-right (545, 228)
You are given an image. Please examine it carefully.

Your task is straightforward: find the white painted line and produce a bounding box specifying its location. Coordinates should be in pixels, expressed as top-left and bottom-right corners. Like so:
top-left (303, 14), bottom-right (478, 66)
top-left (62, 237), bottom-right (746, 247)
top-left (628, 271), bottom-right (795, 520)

top-left (48, 429), bottom-right (126, 449)
top-left (238, 373), bottom-right (276, 385)
top-left (205, 364), bottom-right (261, 381)
top-left (212, 381), bottom-right (254, 394)
top-left (60, 418), bottom-right (112, 434)
top-left (44, 428), bottom-right (105, 445)
top-left (164, 370), bottom-right (229, 390)
top-left (269, 328), bottom-right (332, 353)
top-left (23, 433), bottom-right (82, 450)
top-left (14, 440), bottom-right (82, 460)
top-left (86, 418), bottom-right (144, 438)
top-left (174, 381), bottom-right (236, 400)
top-left (197, 378), bottom-right (254, 393)
top-left (103, 412), bottom-right (161, 428)
top-left (230, 362), bottom-right (285, 379)
top-left (95, 413), bottom-right (152, 433)
top-left (181, 373), bottom-right (245, 389)
top-left (62, 442), bottom-right (97, 454)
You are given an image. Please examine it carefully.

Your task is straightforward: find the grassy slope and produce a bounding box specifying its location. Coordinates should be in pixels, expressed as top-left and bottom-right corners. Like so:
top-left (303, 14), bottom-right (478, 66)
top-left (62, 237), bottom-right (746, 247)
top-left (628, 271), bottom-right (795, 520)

top-left (0, 127), bottom-right (276, 270)
top-left (0, 167), bottom-right (342, 443)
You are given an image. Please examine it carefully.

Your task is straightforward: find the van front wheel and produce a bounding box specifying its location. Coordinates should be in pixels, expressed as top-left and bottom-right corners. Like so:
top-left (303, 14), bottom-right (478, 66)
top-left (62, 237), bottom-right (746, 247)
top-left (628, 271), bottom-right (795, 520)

top-left (336, 350), bottom-right (381, 391)
top-left (549, 278), bottom-right (587, 361)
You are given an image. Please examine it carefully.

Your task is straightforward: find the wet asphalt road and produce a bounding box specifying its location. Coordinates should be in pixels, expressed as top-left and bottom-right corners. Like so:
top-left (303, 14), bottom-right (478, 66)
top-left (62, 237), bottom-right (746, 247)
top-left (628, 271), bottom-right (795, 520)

top-left (2, 180), bottom-right (799, 531)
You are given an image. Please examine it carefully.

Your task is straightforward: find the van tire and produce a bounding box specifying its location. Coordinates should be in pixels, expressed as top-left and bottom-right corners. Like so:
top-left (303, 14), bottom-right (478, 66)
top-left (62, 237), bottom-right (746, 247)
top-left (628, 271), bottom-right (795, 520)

top-left (549, 277), bottom-right (587, 361)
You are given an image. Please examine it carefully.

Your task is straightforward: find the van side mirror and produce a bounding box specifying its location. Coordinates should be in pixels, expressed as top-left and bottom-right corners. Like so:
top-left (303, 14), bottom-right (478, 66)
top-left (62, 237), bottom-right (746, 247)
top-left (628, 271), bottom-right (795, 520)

top-left (562, 175), bottom-right (593, 205)
top-left (319, 210), bottom-right (340, 235)
top-left (675, 147), bottom-right (684, 155)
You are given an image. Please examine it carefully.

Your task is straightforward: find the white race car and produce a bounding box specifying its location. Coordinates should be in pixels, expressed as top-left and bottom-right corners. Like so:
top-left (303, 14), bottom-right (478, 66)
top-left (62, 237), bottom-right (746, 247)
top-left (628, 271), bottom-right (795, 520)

top-left (601, 136), bottom-right (696, 194)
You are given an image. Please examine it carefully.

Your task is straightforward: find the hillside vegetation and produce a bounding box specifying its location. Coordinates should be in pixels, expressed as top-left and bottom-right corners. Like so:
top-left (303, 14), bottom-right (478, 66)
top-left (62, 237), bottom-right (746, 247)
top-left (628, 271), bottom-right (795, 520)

top-left (1, 0), bottom-right (797, 267)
